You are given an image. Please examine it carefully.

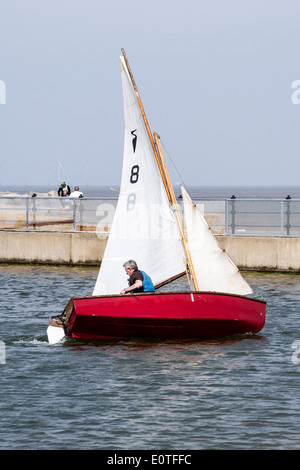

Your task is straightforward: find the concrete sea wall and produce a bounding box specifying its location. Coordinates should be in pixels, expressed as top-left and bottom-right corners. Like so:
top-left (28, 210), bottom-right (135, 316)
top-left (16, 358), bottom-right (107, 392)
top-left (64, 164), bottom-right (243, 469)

top-left (0, 231), bottom-right (108, 266)
top-left (0, 230), bottom-right (300, 272)
top-left (218, 236), bottom-right (300, 272)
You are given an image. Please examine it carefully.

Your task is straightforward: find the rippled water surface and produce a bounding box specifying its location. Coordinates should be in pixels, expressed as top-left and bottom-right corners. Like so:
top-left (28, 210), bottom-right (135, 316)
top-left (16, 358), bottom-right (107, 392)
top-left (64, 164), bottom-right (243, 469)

top-left (1, 264), bottom-right (300, 450)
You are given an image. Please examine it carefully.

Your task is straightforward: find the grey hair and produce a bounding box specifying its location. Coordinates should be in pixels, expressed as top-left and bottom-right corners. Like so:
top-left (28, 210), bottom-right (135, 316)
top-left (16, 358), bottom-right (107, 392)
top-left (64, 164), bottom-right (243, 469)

top-left (123, 260), bottom-right (138, 270)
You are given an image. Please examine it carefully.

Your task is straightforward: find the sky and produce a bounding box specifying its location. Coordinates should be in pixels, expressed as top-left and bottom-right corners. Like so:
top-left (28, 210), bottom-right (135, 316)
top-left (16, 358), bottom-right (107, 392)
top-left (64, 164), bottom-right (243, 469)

top-left (1, 0), bottom-right (300, 189)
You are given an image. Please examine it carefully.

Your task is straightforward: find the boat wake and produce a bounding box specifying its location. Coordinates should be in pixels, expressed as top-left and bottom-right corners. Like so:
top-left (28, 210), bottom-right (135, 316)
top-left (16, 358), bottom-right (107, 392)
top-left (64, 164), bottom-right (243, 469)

top-left (12, 337), bottom-right (64, 346)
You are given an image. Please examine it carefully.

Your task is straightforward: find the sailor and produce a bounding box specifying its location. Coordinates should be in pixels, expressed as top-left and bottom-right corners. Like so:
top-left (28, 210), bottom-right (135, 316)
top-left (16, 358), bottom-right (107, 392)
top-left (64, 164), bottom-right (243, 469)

top-left (120, 260), bottom-right (155, 295)
top-left (57, 180), bottom-right (71, 197)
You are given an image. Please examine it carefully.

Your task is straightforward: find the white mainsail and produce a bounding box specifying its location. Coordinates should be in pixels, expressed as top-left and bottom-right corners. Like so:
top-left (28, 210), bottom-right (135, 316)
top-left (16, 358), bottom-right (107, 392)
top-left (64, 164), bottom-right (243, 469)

top-left (93, 56), bottom-right (185, 295)
top-left (181, 186), bottom-right (253, 296)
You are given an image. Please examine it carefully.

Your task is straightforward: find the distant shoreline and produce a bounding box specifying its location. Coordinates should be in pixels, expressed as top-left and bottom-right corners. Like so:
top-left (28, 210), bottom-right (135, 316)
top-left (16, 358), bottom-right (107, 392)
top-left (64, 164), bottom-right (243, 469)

top-left (1, 184), bottom-right (300, 199)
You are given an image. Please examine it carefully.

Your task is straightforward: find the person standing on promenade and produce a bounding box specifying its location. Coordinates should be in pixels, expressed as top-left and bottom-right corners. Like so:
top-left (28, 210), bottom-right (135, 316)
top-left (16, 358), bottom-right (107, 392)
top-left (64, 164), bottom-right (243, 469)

top-left (70, 186), bottom-right (83, 198)
top-left (57, 181), bottom-right (71, 197)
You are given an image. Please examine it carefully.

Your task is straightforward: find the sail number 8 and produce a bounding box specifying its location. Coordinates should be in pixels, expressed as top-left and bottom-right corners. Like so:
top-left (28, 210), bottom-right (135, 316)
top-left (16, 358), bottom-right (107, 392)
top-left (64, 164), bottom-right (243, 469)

top-left (130, 165), bottom-right (139, 184)
top-left (127, 165), bottom-right (139, 210)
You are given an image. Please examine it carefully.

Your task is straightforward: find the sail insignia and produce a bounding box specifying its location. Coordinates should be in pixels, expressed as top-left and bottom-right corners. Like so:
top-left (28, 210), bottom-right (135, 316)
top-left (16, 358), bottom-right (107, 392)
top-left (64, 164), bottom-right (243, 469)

top-left (131, 129), bottom-right (137, 153)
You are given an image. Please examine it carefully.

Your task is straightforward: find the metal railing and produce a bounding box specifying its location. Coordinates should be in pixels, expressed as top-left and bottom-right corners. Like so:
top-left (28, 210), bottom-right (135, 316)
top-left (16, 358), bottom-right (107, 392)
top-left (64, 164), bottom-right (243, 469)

top-left (0, 197), bottom-right (117, 233)
top-left (224, 198), bottom-right (300, 236)
top-left (0, 196), bottom-right (299, 237)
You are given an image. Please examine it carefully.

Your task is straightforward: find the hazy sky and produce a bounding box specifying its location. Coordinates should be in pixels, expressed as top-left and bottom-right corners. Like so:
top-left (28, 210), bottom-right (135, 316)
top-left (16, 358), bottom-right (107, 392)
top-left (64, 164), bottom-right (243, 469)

top-left (1, 0), bottom-right (300, 189)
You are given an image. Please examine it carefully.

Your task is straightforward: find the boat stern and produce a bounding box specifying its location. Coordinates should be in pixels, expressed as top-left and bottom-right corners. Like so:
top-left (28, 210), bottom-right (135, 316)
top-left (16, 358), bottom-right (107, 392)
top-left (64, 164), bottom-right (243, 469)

top-left (47, 298), bottom-right (74, 344)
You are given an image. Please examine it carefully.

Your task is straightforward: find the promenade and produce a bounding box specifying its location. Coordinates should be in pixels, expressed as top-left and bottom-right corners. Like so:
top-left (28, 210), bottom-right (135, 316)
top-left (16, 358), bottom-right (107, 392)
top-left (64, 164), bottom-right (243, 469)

top-left (1, 194), bottom-right (300, 272)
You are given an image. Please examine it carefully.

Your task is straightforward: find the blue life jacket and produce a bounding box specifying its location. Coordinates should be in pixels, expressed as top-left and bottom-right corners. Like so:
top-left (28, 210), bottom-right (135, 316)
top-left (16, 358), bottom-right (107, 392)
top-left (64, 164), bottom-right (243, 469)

top-left (140, 270), bottom-right (155, 292)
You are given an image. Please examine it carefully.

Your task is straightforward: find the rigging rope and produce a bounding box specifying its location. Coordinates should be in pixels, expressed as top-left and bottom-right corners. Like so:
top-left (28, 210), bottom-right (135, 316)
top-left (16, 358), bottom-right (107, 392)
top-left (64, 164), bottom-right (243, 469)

top-left (160, 138), bottom-right (186, 188)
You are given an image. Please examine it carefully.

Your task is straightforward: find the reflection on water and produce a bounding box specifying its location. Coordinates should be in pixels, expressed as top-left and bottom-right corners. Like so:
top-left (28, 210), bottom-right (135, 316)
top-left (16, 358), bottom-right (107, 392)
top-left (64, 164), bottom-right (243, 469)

top-left (1, 264), bottom-right (300, 449)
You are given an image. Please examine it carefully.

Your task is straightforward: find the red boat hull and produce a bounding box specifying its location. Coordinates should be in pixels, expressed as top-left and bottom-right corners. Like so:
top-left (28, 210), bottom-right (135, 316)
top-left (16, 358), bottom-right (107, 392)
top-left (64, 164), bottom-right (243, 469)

top-left (61, 291), bottom-right (266, 340)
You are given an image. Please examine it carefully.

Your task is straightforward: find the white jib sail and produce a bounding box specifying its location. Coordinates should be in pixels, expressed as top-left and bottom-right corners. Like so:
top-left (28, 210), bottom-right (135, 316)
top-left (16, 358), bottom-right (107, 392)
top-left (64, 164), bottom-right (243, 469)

top-left (181, 186), bottom-right (253, 296)
top-left (93, 57), bottom-right (185, 295)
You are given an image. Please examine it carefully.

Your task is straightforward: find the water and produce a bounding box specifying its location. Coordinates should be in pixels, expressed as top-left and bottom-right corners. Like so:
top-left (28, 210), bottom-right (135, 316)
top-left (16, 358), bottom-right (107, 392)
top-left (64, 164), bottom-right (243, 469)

top-left (1, 264), bottom-right (300, 450)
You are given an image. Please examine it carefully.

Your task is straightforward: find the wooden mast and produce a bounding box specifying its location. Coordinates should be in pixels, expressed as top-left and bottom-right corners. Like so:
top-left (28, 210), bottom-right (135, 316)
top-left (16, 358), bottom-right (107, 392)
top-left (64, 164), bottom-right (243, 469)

top-left (121, 49), bottom-right (172, 203)
top-left (153, 133), bottom-right (199, 291)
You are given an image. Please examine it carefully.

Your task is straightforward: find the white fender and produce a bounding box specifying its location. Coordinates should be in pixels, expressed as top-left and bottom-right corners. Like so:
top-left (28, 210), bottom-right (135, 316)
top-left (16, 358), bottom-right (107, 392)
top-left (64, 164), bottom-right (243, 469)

top-left (47, 325), bottom-right (65, 344)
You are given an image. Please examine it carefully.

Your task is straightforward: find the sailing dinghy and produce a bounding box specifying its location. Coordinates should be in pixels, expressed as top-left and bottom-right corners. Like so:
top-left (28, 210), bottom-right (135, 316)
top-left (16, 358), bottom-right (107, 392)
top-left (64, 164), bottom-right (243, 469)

top-left (47, 50), bottom-right (266, 344)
